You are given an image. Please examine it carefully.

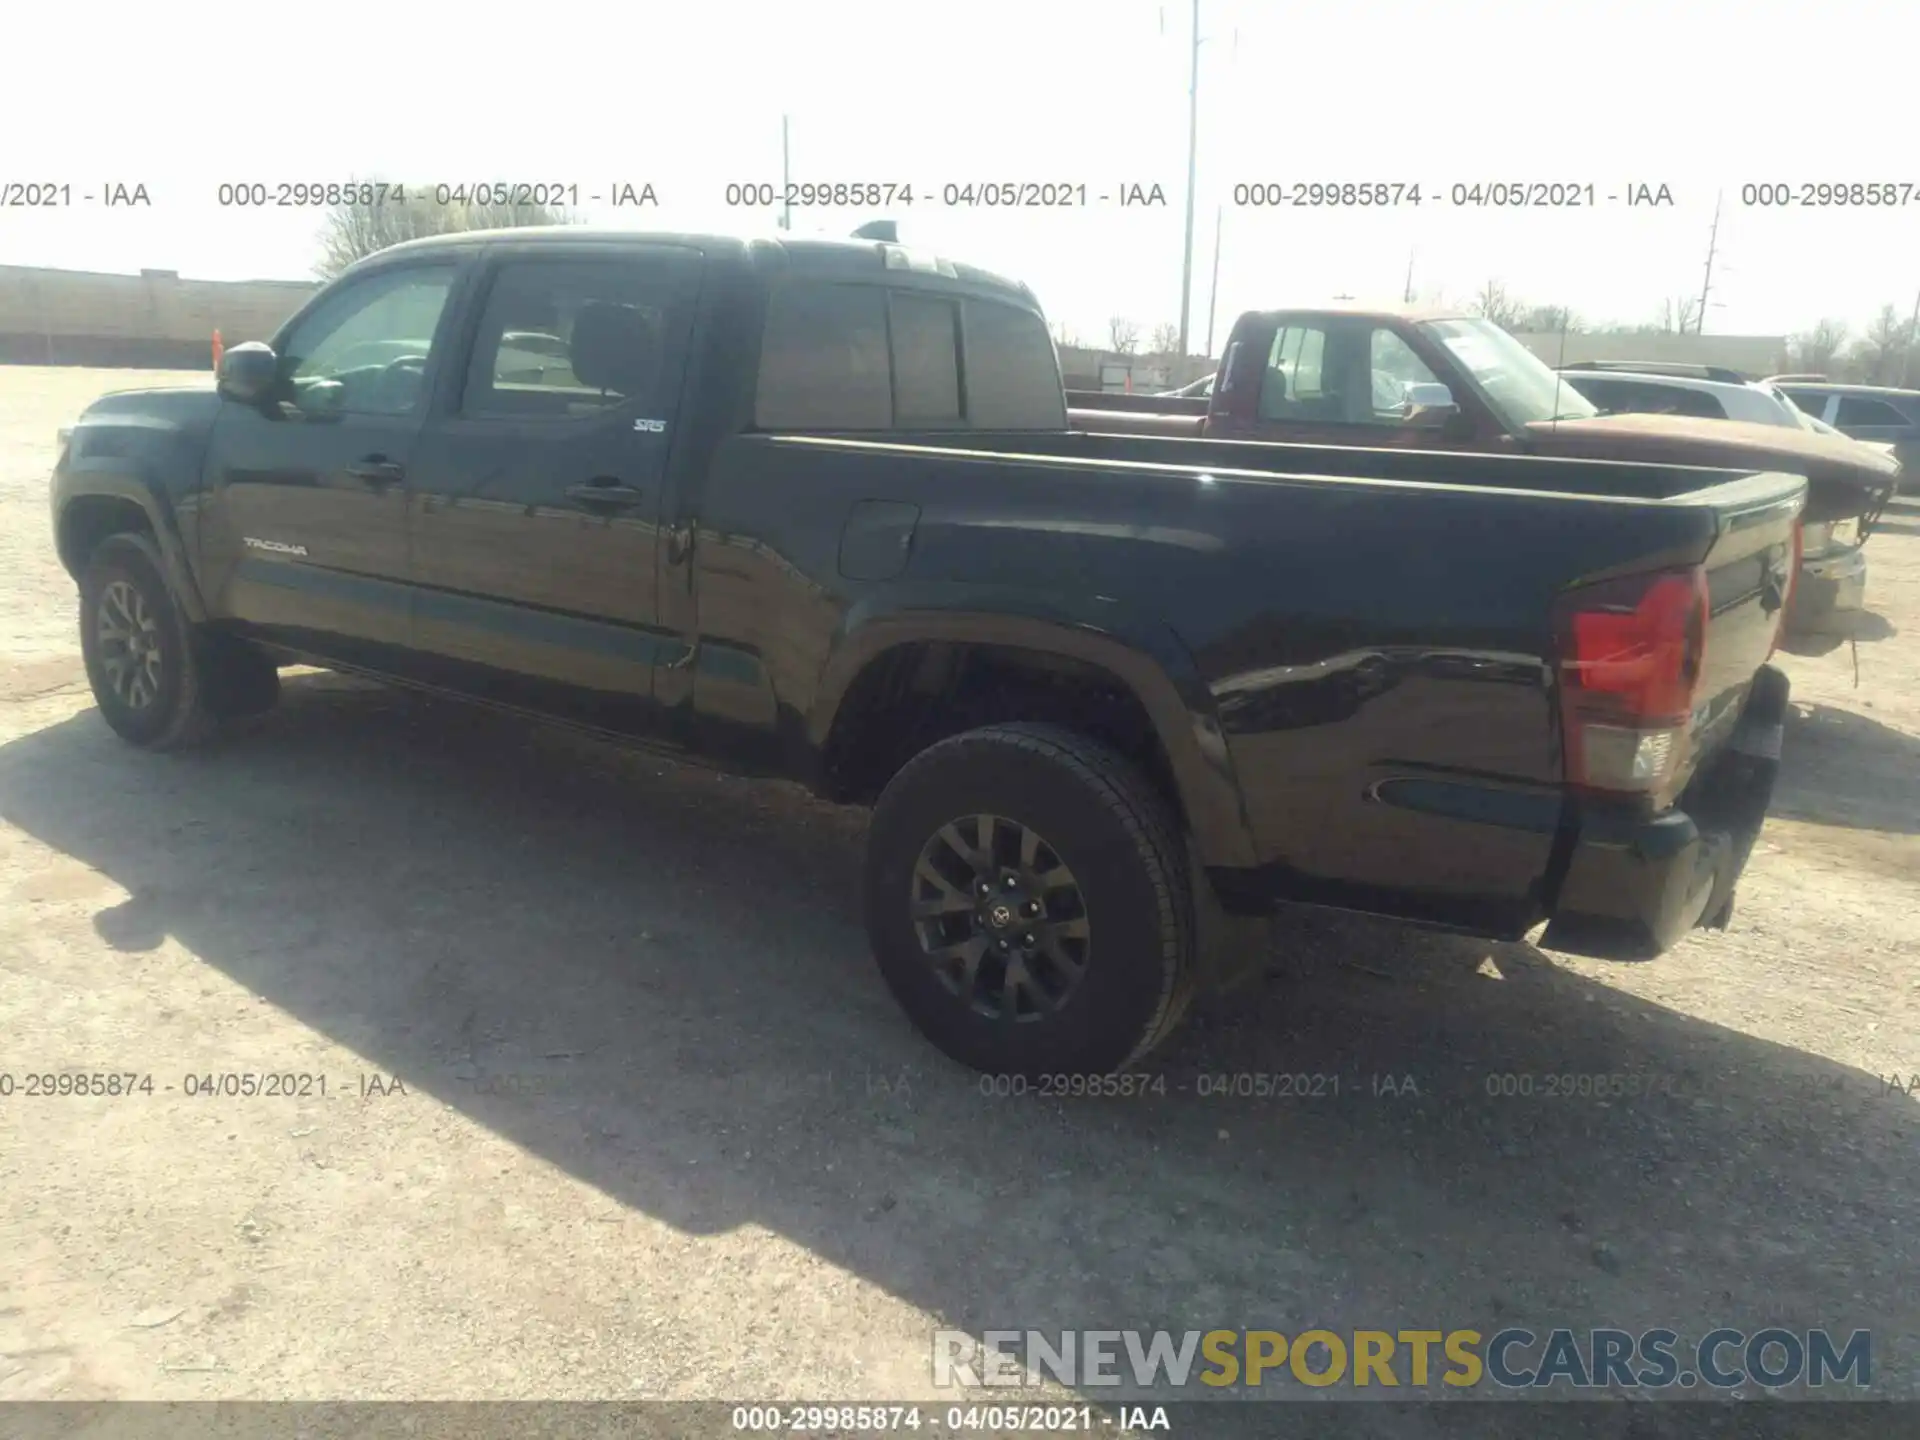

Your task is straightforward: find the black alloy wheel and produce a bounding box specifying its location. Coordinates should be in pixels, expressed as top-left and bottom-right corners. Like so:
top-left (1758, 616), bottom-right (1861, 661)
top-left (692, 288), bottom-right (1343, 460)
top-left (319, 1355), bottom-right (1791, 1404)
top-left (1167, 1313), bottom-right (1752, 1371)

top-left (93, 577), bottom-right (165, 713)
top-left (909, 812), bottom-right (1092, 1023)
top-left (865, 723), bottom-right (1196, 1077)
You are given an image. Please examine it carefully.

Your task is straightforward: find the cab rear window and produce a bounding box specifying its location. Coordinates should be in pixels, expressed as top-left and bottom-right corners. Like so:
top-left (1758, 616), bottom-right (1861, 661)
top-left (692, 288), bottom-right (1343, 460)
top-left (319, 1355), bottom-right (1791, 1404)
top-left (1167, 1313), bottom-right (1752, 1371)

top-left (754, 281), bottom-right (1063, 431)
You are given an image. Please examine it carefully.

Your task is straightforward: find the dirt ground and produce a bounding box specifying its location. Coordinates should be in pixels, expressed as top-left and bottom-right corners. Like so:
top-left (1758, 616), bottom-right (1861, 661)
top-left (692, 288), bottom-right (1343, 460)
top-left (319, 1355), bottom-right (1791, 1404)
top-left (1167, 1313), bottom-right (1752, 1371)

top-left (2, 368), bottom-right (1916, 1426)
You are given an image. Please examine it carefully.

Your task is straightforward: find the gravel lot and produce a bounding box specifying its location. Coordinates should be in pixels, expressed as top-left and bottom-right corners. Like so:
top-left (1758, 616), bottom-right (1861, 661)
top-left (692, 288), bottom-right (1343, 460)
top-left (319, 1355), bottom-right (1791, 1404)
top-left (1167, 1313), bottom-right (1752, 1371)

top-left (2, 368), bottom-right (1916, 1428)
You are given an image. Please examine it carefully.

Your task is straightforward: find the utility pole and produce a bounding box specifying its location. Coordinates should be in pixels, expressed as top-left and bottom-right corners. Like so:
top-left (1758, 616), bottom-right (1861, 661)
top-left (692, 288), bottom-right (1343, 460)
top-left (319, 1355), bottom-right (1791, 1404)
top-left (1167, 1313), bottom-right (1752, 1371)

top-left (780, 115), bottom-right (792, 232)
top-left (1204, 205), bottom-right (1223, 357)
top-left (1695, 190), bottom-right (1721, 336)
top-left (1402, 249), bottom-right (1416, 304)
top-left (1176, 0), bottom-right (1200, 357)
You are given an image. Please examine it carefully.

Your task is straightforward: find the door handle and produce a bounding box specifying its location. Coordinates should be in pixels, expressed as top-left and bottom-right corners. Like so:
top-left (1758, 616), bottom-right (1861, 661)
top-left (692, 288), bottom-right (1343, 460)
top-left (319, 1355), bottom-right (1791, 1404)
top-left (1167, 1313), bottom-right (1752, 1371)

top-left (565, 481), bottom-right (645, 509)
top-left (347, 456), bottom-right (405, 487)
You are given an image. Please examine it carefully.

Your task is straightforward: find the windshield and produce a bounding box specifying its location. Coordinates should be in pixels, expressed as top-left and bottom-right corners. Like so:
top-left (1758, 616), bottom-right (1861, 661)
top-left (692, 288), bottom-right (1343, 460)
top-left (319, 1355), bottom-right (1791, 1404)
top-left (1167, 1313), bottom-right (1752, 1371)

top-left (1419, 317), bottom-right (1599, 428)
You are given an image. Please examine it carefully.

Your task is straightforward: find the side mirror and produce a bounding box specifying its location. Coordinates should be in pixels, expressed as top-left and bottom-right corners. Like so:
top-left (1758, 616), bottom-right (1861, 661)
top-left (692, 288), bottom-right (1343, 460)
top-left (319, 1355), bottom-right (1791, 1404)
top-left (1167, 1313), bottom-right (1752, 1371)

top-left (217, 341), bottom-right (280, 405)
top-left (1403, 381), bottom-right (1458, 421)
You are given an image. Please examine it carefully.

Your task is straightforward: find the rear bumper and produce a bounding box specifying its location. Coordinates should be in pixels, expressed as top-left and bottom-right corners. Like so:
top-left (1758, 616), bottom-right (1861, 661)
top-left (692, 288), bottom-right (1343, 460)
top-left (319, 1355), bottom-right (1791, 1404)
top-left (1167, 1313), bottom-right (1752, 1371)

top-left (1539, 665), bottom-right (1788, 961)
top-left (1788, 546), bottom-right (1867, 631)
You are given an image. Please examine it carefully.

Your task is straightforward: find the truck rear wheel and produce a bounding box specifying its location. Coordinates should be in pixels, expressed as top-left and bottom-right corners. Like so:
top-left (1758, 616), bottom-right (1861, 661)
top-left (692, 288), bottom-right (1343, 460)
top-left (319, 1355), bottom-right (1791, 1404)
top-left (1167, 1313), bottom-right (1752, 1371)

top-left (78, 532), bottom-right (278, 749)
top-left (864, 723), bottom-right (1195, 1077)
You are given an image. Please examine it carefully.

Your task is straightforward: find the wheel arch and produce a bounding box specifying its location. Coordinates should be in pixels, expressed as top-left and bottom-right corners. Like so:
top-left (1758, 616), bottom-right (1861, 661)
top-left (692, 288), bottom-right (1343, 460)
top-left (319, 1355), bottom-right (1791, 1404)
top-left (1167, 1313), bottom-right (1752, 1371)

top-left (809, 595), bottom-right (1257, 871)
top-left (55, 476), bottom-right (207, 623)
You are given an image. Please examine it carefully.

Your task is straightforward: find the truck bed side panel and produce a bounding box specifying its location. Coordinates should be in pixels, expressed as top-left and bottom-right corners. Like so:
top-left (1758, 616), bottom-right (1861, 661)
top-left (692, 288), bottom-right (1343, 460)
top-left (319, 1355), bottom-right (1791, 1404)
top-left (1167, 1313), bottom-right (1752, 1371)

top-left (693, 435), bottom-right (1736, 937)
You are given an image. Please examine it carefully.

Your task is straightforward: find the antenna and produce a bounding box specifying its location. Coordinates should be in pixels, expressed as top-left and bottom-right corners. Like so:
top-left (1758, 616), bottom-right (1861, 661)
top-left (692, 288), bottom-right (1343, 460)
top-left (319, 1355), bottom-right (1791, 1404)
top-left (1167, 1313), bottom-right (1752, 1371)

top-left (1550, 307), bottom-right (1573, 432)
top-left (1402, 249), bottom-right (1416, 304)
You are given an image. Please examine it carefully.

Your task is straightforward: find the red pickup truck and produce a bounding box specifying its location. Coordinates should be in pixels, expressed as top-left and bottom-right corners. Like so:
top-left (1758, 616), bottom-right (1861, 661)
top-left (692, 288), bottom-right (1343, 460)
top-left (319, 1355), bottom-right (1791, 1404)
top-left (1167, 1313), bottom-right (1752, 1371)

top-left (1070, 307), bottom-right (1899, 632)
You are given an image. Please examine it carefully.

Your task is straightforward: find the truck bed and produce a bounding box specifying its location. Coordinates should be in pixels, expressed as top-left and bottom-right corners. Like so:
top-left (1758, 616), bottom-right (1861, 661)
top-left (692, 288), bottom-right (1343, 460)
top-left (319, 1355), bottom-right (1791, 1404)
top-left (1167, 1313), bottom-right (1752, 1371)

top-left (710, 429), bottom-right (1804, 943)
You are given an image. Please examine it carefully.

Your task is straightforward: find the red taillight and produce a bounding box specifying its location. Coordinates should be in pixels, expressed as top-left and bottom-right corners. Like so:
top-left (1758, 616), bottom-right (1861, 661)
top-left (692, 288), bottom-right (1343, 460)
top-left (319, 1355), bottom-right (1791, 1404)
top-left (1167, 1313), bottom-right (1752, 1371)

top-left (1553, 567), bottom-right (1709, 796)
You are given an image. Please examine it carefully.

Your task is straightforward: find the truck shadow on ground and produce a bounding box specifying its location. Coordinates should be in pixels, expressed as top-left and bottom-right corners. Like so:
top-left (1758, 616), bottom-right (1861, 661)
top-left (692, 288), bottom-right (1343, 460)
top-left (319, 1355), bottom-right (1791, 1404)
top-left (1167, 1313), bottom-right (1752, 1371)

top-left (1870, 514), bottom-right (1920, 537)
top-left (1773, 701), bottom-right (1920, 835)
top-left (1774, 610), bottom-right (1896, 658)
top-left (0, 675), bottom-right (1914, 1425)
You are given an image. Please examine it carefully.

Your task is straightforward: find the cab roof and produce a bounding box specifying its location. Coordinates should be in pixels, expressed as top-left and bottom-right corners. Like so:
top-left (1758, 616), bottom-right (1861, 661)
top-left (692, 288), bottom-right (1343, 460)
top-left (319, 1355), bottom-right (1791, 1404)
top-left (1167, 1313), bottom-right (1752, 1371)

top-left (363, 226), bottom-right (1041, 308)
top-left (1239, 303), bottom-right (1476, 325)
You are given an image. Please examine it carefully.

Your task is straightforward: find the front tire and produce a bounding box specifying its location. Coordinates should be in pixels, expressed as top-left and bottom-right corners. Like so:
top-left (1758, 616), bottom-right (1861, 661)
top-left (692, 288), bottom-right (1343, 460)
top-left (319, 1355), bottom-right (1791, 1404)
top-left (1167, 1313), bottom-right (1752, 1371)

top-left (864, 723), bottom-right (1195, 1076)
top-left (79, 533), bottom-right (276, 749)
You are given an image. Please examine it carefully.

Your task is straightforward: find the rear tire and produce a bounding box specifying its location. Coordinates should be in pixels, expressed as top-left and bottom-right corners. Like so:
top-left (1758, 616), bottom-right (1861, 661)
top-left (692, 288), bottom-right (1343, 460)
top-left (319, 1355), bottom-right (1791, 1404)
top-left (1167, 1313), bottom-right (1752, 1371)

top-left (864, 722), bottom-right (1195, 1076)
top-left (78, 533), bottom-right (277, 749)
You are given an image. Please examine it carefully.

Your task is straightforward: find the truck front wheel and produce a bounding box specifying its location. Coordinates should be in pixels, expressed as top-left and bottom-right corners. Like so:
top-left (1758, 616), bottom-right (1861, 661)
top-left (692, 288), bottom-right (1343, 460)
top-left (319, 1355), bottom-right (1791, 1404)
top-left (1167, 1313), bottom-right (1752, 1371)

top-left (864, 723), bottom-right (1195, 1077)
top-left (79, 532), bottom-right (278, 749)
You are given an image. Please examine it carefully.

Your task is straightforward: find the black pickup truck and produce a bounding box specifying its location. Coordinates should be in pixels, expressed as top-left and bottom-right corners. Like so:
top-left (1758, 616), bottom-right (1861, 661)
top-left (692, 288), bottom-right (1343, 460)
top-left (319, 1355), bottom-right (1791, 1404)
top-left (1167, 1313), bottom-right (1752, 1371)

top-left (52, 228), bottom-right (1802, 1076)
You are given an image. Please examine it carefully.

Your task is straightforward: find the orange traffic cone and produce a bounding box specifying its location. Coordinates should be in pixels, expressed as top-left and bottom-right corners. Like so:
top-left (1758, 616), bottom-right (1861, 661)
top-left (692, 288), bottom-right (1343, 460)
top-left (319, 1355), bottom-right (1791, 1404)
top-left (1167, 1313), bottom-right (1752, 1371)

top-left (211, 329), bottom-right (224, 372)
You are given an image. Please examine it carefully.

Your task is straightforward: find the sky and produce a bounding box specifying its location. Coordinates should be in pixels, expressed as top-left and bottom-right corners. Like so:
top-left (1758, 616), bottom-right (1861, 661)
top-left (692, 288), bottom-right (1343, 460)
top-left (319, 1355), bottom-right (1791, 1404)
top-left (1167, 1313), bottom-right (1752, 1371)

top-left (3, 0), bottom-right (1915, 351)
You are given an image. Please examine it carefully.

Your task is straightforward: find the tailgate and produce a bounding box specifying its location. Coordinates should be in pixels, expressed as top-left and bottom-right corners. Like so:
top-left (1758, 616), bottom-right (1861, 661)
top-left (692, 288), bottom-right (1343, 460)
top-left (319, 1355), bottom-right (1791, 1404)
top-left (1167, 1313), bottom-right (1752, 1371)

top-left (1540, 471), bottom-right (1800, 958)
top-left (1678, 472), bottom-right (1805, 783)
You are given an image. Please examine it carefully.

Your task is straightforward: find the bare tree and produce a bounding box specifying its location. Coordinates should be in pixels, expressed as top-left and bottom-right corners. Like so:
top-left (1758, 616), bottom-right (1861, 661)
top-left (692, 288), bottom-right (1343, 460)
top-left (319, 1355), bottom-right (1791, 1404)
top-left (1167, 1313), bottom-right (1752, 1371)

top-left (1108, 317), bottom-right (1142, 355)
top-left (1514, 304), bottom-right (1581, 334)
top-left (1469, 280), bottom-right (1524, 330)
top-left (1148, 321), bottom-right (1180, 356)
top-left (317, 181), bottom-right (574, 278)
top-left (1049, 320), bottom-right (1085, 351)
top-left (1843, 304), bottom-right (1915, 384)
top-left (1656, 297), bottom-right (1700, 335)
top-left (1786, 318), bottom-right (1849, 375)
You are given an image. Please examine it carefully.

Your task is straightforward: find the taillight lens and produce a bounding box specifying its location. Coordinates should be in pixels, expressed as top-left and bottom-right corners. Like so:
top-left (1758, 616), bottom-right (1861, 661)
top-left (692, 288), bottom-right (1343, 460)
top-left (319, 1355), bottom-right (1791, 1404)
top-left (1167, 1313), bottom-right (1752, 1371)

top-left (1553, 567), bottom-right (1709, 796)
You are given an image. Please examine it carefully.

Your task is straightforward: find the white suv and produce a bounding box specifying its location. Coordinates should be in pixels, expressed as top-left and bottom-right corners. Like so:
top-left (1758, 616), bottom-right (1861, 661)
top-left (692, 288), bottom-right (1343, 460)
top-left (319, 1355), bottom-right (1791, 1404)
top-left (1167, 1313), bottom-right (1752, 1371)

top-left (1556, 364), bottom-right (1880, 622)
top-left (1556, 365), bottom-right (1809, 428)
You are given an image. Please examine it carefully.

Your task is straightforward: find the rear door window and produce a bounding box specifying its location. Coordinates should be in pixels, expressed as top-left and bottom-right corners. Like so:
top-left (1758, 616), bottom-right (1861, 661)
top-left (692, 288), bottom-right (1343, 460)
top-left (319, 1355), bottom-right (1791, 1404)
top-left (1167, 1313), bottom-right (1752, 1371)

top-left (459, 252), bottom-right (701, 421)
top-left (1582, 380), bottom-right (1724, 420)
top-left (756, 283), bottom-right (893, 430)
top-left (1836, 395), bottom-right (1910, 427)
top-left (1565, 376), bottom-right (1625, 411)
top-left (1663, 386), bottom-right (1727, 419)
top-left (1783, 390), bottom-right (1834, 421)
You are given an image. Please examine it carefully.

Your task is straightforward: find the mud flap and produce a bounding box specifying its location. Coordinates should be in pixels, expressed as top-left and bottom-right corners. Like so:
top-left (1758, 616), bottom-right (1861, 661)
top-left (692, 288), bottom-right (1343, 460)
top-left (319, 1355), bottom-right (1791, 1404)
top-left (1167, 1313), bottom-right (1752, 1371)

top-left (1188, 835), bottom-right (1272, 993)
top-left (1695, 664), bottom-right (1789, 933)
